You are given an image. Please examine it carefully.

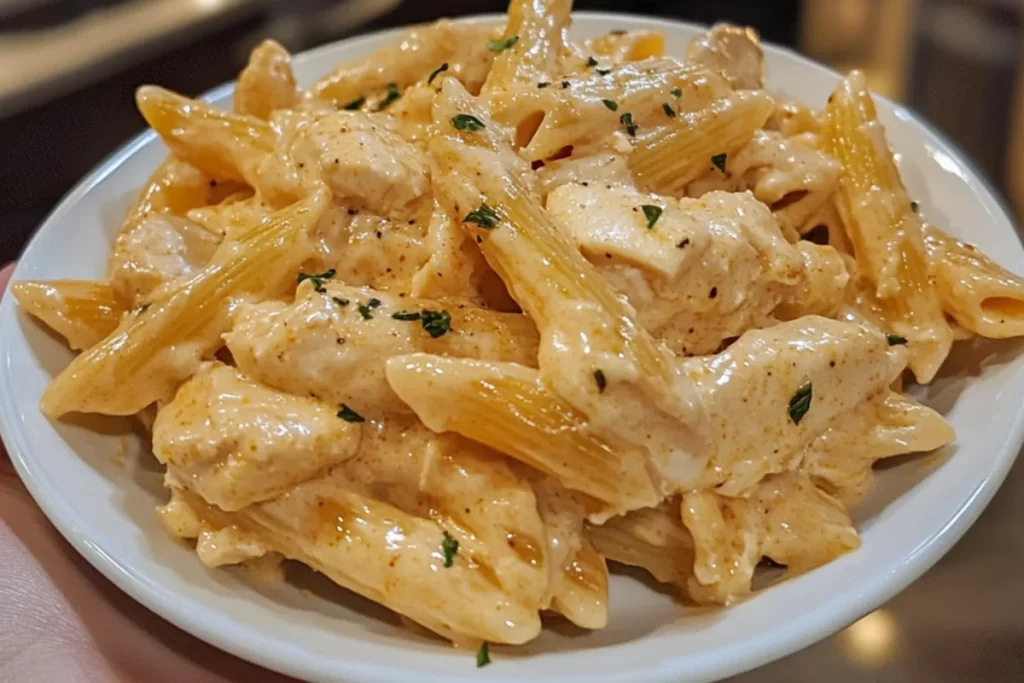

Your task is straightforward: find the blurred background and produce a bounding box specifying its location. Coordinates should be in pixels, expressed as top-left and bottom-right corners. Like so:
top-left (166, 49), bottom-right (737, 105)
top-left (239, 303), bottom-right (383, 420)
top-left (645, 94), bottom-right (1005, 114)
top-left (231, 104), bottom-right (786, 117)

top-left (1, 0), bottom-right (1022, 680)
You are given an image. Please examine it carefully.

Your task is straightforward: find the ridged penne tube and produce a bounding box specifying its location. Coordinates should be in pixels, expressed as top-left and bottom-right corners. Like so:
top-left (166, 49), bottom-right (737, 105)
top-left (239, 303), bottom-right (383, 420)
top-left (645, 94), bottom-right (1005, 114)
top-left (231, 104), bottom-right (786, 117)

top-left (550, 539), bottom-right (608, 628)
top-left (430, 79), bottom-right (705, 491)
top-left (923, 225), bottom-right (1024, 338)
top-left (630, 90), bottom-right (775, 196)
top-left (121, 157), bottom-right (214, 226)
top-left (385, 354), bottom-right (660, 514)
top-left (226, 283), bottom-right (540, 417)
top-left (234, 40), bottom-right (299, 120)
top-left (13, 280), bottom-right (128, 351)
top-left (176, 482), bottom-right (542, 646)
top-left (484, 0), bottom-right (573, 90)
top-left (586, 501), bottom-right (694, 587)
top-left (40, 190), bottom-right (326, 418)
top-left (824, 71), bottom-right (952, 381)
top-left (308, 20), bottom-right (499, 106)
top-left (490, 59), bottom-right (730, 162)
top-left (800, 390), bottom-right (955, 507)
top-left (136, 85), bottom-right (273, 184)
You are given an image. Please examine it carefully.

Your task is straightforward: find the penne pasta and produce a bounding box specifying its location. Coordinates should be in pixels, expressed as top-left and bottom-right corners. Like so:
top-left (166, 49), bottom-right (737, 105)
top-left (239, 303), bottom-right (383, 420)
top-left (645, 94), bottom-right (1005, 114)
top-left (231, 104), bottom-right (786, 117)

top-left (484, 0), bottom-right (574, 91)
top-left (824, 71), bottom-right (953, 381)
top-left (924, 225), bottom-right (1024, 338)
top-left (234, 40), bottom-right (299, 120)
top-left (12, 279), bottom-right (128, 351)
top-left (630, 90), bottom-right (775, 196)
top-left (41, 190), bottom-right (327, 418)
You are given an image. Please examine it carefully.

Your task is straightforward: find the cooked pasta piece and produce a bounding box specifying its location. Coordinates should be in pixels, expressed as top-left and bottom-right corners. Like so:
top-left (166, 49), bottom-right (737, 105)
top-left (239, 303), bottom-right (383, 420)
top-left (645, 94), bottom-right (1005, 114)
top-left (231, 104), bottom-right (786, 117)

top-left (430, 78), bottom-right (706, 491)
top-left (685, 23), bottom-right (764, 90)
top-left (825, 71), bottom-right (953, 381)
top-left (484, 0), bottom-right (575, 91)
top-left (226, 283), bottom-right (539, 417)
top-left (767, 98), bottom-right (824, 137)
top-left (923, 225), bottom-right (1024, 338)
top-left (308, 20), bottom-right (500, 107)
top-left (585, 29), bottom-right (665, 64)
top-left (12, 280), bottom-right (128, 350)
top-left (630, 90), bottom-right (775, 196)
top-left (235, 40), bottom-right (299, 119)
top-left (40, 190), bottom-right (326, 417)
top-left (682, 472), bottom-right (859, 605)
top-left (136, 86), bottom-right (273, 187)
top-left (586, 500), bottom-right (694, 587)
top-left (800, 390), bottom-right (955, 507)
top-left (386, 353), bottom-right (659, 515)
top-left (173, 481), bottom-right (543, 646)
top-left (153, 362), bottom-right (362, 510)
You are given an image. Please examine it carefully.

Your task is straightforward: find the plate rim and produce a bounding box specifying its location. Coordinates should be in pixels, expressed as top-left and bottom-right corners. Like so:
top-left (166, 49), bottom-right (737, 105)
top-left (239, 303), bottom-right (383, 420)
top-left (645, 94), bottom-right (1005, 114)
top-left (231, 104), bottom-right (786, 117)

top-left (2, 11), bottom-right (1022, 683)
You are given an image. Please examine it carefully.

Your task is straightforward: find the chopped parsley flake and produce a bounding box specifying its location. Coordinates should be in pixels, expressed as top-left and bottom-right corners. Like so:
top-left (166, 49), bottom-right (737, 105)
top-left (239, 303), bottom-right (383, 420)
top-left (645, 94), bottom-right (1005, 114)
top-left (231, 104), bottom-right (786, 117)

top-left (342, 96), bottom-right (365, 110)
top-left (670, 87), bottom-right (682, 98)
top-left (337, 404), bottom-right (365, 423)
top-left (428, 62), bottom-right (449, 84)
top-left (297, 268), bottom-right (336, 293)
top-left (488, 35), bottom-right (519, 52)
top-left (464, 204), bottom-right (499, 229)
top-left (392, 310), bottom-right (422, 321)
top-left (593, 369), bottom-right (607, 393)
top-left (887, 333), bottom-right (908, 346)
top-left (602, 98), bottom-right (618, 111)
top-left (620, 112), bottom-right (636, 136)
top-left (332, 297), bottom-right (349, 307)
top-left (376, 82), bottom-right (401, 110)
top-left (596, 68), bottom-right (611, 76)
top-left (641, 204), bottom-right (663, 229)
top-left (711, 153), bottom-right (728, 173)
top-left (451, 114), bottom-right (486, 131)
top-left (420, 309), bottom-right (452, 338)
top-left (358, 297), bottom-right (382, 319)
top-left (442, 530), bottom-right (459, 567)
top-left (910, 201), bottom-right (920, 213)
top-left (587, 56), bottom-right (599, 67)
top-left (662, 103), bottom-right (676, 118)
top-left (476, 642), bottom-right (491, 668)
top-left (537, 81), bottom-right (550, 88)
top-left (788, 382), bottom-right (813, 424)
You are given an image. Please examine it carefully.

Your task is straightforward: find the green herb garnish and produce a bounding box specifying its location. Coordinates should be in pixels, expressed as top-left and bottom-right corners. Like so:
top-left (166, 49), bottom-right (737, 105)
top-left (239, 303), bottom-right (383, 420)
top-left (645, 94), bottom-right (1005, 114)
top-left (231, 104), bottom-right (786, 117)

top-left (593, 369), bottom-right (607, 393)
top-left (297, 268), bottom-right (336, 293)
top-left (376, 82), bottom-right (401, 110)
top-left (620, 112), bottom-right (636, 136)
top-left (910, 201), bottom-right (920, 213)
top-left (337, 404), bottom-right (365, 423)
top-left (662, 103), bottom-right (676, 118)
top-left (451, 114), bottom-right (486, 131)
top-left (488, 35), bottom-right (519, 52)
top-left (587, 56), bottom-right (599, 67)
top-left (428, 62), bottom-right (449, 84)
top-left (332, 297), bottom-right (349, 307)
top-left (788, 382), bottom-right (813, 424)
top-left (342, 96), bottom-right (365, 110)
top-left (419, 309), bottom-right (452, 338)
top-left (670, 87), bottom-right (682, 98)
top-left (392, 310), bottom-right (422, 321)
top-left (464, 204), bottom-right (499, 229)
top-left (887, 333), bottom-right (908, 346)
top-left (596, 68), bottom-right (611, 76)
top-left (358, 297), bottom-right (382, 319)
top-left (476, 642), bottom-right (491, 668)
top-left (442, 530), bottom-right (459, 567)
top-left (711, 153), bottom-right (728, 173)
top-left (641, 204), bottom-right (663, 229)
top-left (602, 98), bottom-right (618, 111)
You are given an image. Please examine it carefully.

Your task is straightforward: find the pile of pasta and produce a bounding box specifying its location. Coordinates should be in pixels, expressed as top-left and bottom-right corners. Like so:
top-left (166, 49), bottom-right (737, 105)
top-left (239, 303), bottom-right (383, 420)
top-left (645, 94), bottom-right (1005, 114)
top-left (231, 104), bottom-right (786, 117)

top-left (16, 0), bottom-right (1024, 652)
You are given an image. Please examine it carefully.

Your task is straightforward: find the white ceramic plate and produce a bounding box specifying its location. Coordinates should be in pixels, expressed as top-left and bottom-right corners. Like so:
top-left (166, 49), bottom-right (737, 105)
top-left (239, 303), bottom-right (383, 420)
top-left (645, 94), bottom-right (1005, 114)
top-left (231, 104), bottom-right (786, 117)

top-left (2, 12), bottom-right (1023, 683)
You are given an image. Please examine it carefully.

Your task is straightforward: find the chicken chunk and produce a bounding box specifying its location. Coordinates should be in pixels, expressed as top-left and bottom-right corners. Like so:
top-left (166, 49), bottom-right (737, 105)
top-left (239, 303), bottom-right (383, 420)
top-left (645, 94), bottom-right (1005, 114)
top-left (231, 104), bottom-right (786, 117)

top-left (153, 362), bottom-right (361, 510)
top-left (686, 23), bottom-right (764, 90)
